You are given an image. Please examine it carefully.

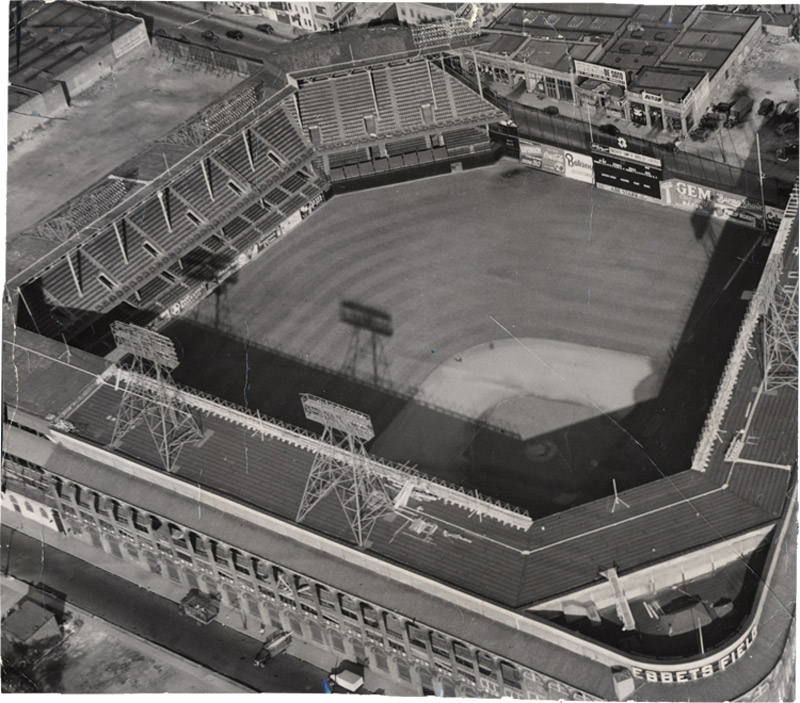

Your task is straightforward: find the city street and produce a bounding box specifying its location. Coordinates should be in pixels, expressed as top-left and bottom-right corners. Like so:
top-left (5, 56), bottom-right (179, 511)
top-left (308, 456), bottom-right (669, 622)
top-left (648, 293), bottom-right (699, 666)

top-left (100, 1), bottom-right (289, 60)
top-left (1, 526), bottom-right (326, 693)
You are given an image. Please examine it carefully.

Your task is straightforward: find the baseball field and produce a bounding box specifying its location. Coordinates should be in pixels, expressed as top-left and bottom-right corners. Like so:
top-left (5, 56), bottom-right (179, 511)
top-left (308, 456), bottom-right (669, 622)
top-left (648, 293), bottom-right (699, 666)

top-left (169, 160), bottom-right (758, 515)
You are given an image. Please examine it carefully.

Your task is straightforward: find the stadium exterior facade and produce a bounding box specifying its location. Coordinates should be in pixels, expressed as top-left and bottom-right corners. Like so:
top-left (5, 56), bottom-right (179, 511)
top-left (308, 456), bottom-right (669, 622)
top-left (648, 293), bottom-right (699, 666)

top-left (3, 6), bottom-right (797, 701)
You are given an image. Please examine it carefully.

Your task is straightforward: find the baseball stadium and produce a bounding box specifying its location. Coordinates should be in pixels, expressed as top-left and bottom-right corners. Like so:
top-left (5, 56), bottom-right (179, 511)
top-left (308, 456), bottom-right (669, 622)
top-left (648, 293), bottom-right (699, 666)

top-left (3, 3), bottom-right (797, 700)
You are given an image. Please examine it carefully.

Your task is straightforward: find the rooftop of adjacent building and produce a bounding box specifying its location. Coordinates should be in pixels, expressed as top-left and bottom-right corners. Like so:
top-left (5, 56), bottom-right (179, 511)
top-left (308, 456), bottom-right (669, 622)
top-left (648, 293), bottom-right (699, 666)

top-left (8, 0), bottom-right (143, 111)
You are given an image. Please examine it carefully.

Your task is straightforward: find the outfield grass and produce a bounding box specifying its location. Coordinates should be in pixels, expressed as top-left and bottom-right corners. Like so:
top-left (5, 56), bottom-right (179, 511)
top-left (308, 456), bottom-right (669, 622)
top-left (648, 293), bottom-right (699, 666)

top-left (186, 160), bottom-right (741, 390)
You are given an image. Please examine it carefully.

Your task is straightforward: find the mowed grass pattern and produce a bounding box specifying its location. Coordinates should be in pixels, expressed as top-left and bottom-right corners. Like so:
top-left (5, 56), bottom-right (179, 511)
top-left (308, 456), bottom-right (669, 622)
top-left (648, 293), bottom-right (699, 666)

top-left (187, 162), bottom-right (730, 390)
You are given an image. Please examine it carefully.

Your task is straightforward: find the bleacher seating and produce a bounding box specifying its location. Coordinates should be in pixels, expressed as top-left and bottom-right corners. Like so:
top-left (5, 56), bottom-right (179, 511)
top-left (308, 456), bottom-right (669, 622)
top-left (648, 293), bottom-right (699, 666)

top-left (328, 147), bottom-right (370, 169)
top-left (386, 135), bottom-right (429, 156)
top-left (296, 58), bottom-right (501, 149)
top-left (443, 127), bottom-right (490, 154)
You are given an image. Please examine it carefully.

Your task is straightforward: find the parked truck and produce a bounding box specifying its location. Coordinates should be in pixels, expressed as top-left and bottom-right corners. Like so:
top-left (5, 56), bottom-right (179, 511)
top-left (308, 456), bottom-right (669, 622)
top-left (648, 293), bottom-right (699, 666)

top-left (725, 96), bottom-right (754, 127)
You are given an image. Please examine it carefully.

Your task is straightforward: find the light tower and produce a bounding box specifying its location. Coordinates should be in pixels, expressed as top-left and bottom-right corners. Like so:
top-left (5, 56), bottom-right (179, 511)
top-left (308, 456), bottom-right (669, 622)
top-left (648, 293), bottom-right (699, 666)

top-left (296, 394), bottom-right (395, 547)
top-left (761, 240), bottom-right (798, 392)
top-left (110, 321), bottom-right (204, 473)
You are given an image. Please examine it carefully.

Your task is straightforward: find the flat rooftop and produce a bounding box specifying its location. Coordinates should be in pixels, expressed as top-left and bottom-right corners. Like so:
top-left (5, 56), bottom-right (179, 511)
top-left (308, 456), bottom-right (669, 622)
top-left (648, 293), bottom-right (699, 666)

top-left (629, 66), bottom-right (706, 102)
top-left (490, 4), bottom-right (634, 39)
top-left (512, 36), bottom-right (596, 71)
top-left (8, 0), bottom-right (142, 111)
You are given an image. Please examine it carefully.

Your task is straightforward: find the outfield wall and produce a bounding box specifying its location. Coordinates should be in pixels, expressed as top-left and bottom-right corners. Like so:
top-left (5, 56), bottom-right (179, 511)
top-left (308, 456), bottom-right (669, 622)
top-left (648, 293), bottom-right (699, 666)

top-left (515, 136), bottom-right (783, 234)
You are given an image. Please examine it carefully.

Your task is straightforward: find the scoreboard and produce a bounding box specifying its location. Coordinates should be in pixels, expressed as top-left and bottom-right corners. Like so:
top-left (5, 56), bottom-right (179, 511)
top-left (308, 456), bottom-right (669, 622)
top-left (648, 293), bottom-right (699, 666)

top-left (591, 141), bottom-right (663, 203)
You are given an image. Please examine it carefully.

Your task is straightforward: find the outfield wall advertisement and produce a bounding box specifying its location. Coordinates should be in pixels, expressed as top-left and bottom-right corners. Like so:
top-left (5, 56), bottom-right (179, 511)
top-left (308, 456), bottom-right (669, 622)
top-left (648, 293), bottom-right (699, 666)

top-left (660, 179), bottom-right (783, 234)
top-left (563, 150), bottom-right (594, 183)
top-left (519, 139), bottom-right (594, 183)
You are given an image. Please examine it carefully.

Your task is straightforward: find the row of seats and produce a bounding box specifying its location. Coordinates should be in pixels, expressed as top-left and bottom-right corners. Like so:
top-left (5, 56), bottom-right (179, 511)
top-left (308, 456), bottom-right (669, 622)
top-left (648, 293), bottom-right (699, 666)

top-left (203, 86), bottom-right (259, 135)
top-left (296, 59), bottom-right (500, 148)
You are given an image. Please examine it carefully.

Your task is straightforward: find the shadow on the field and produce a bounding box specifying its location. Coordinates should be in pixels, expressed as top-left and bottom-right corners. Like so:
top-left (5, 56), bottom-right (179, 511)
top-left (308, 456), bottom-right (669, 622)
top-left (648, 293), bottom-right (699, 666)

top-left (164, 316), bottom-right (521, 448)
top-left (163, 199), bottom-right (766, 519)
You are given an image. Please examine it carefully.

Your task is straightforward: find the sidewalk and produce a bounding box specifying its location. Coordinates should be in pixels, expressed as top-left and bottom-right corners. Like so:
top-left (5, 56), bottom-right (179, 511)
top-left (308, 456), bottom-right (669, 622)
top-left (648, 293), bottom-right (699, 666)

top-left (1, 513), bottom-right (415, 695)
top-left (1, 514), bottom-right (327, 693)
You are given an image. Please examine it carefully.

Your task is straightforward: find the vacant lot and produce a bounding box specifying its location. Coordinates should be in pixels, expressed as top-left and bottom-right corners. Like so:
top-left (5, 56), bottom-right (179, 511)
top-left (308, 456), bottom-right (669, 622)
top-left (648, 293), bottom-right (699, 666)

top-left (6, 53), bottom-right (243, 279)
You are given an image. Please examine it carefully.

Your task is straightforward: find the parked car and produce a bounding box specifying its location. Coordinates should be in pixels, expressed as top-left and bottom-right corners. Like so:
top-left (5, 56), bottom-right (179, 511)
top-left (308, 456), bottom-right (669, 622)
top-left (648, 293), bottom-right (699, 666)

top-left (225, 29), bottom-right (244, 40)
top-left (256, 23), bottom-right (274, 34)
top-left (698, 113), bottom-right (721, 129)
top-left (689, 126), bottom-right (710, 142)
top-left (543, 105), bottom-right (560, 116)
top-left (598, 123), bottom-right (621, 137)
top-left (661, 140), bottom-right (680, 153)
top-left (776, 142), bottom-right (799, 162)
top-left (201, 30), bottom-right (218, 41)
top-left (776, 119), bottom-right (798, 137)
top-left (713, 101), bottom-right (735, 114)
top-left (758, 98), bottom-right (775, 116)
top-left (775, 100), bottom-right (790, 116)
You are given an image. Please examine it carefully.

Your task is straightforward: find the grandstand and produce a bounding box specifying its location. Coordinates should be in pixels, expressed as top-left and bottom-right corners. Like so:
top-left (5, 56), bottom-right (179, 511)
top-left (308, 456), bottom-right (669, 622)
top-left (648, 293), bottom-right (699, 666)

top-left (13, 88), bottom-right (325, 347)
top-left (3, 21), bottom-right (797, 701)
top-left (293, 56), bottom-right (503, 170)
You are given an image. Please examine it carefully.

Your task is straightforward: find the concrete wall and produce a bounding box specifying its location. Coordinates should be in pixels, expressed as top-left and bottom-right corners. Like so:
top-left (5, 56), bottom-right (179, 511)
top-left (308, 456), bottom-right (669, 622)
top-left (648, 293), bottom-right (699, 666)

top-left (8, 21), bottom-right (150, 144)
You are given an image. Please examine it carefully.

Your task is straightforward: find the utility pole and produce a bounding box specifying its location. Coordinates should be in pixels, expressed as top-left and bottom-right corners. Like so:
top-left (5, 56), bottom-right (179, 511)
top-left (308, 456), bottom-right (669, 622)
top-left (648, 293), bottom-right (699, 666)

top-left (756, 132), bottom-right (768, 236)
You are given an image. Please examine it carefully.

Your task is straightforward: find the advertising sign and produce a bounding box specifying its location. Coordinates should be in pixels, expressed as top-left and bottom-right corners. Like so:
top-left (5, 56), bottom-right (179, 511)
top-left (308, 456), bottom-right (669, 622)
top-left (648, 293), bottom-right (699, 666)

top-left (519, 139), bottom-right (565, 176)
top-left (574, 60), bottom-right (627, 87)
top-left (519, 139), bottom-right (543, 169)
top-left (641, 91), bottom-right (664, 104)
top-left (563, 150), bottom-right (595, 183)
top-left (630, 626), bottom-right (757, 683)
top-left (660, 179), bottom-right (783, 234)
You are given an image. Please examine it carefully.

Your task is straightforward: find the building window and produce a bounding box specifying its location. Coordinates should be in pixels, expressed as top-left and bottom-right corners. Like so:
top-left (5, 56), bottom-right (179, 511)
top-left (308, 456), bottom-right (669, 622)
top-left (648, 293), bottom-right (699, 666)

top-left (388, 639), bottom-right (406, 655)
top-left (477, 652), bottom-right (495, 678)
top-left (340, 596), bottom-right (359, 621)
top-left (317, 585), bottom-right (337, 611)
top-left (316, 5), bottom-right (327, 15)
top-left (132, 510), bottom-right (150, 533)
top-left (362, 604), bottom-right (380, 629)
top-left (408, 623), bottom-right (428, 650)
top-left (556, 79), bottom-right (573, 102)
top-left (385, 613), bottom-right (405, 640)
top-left (545, 76), bottom-right (558, 99)
top-left (258, 585), bottom-right (275, 601)
top-left (330, 632), bottom-right (346, 653)
top-left (431, 632), bottom-right (450, 660)
top-left (232, 550), bottom-right (251, 574)
top-left (212, 543), bottom-right (230, 567)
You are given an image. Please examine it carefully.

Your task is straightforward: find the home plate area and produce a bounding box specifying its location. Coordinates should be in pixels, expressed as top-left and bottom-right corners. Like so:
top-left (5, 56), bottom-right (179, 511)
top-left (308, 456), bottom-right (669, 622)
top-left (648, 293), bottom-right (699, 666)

top-left (371, 338), bottom-right (662, 516)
